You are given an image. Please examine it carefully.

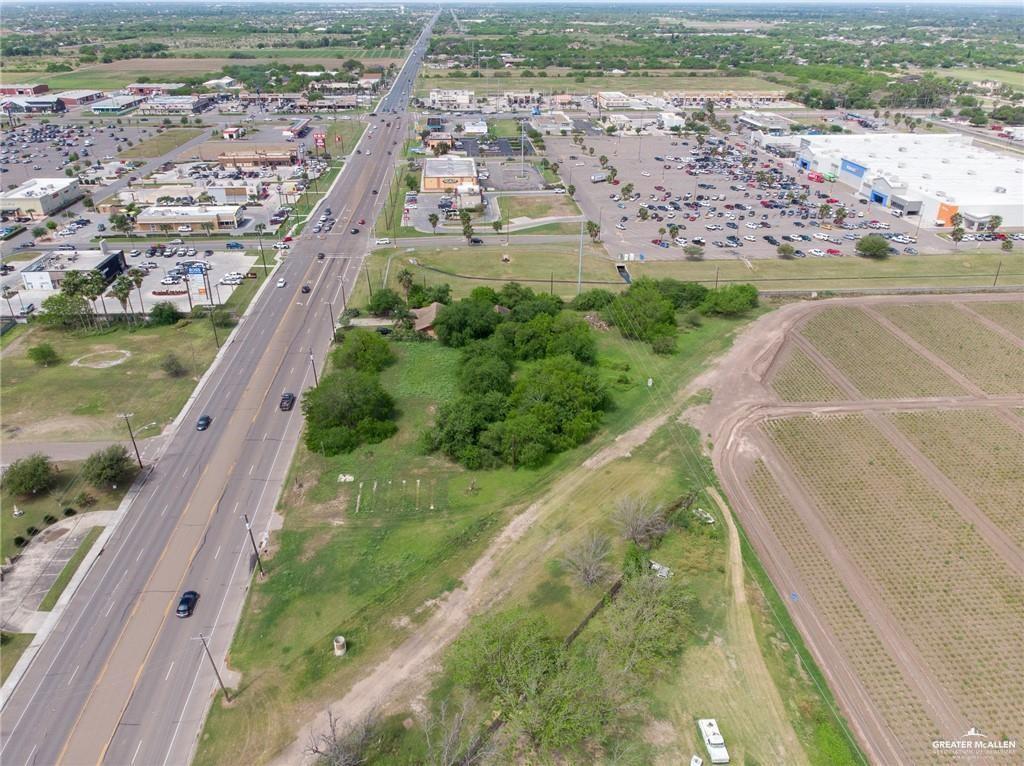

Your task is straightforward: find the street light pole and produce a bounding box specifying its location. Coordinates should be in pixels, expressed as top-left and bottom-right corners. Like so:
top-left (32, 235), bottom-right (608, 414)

top-left (243, 513), bottom-right (265, 577)
top-left (120, 412), bottom-right (143, 469)
top-left (325, 300), bottom-right (336, 339)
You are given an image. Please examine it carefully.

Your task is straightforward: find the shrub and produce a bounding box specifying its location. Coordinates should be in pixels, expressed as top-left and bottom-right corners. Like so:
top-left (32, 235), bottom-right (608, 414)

top-left (570, 289), bottom-right (615, 311)
top-left (302, 368), bottom-right (397, 455)
top-left (160, 353), bottom-right (188, 378)
top-left (435, 298), bottom-right (501, 347)
top-left (27, 343), bottom-right (60, 367)
top-left (855, 234), bottom-right (891, 259)
top-left (699, 283), bottom-right (759, 316)
top-left (82, 445), bottom-right (134, 488)
top-left (148, 301), bottom-right (182, 326)
top-left (605, 281), bottom-right (678, 350)
top-left (366, 287), bottom-right (404, 316)
top-left (2, 454), bottom-right (56, 496)
top-left (331, 329), bottom-right (395, 373)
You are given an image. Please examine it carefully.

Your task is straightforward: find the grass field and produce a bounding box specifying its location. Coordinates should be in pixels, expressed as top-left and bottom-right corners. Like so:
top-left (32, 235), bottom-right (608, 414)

top-left (118, 128), bottom-right (204, 160)
top-left (877, 303), bottom-right (1024, 394)
top-left (967, 300), bottom-right (1024, 338)
top-left (1, 632), bottom-right (33, 684)
top-left (0, 320), bottom-right (221, 442)
top-left (172, 47), bottom-right (406, 61)
top-left (763, 413), bottom-right (1024, 744)
top-left (498, 193), bottom-right (581, 221)
top-left (488, 119), bottom-right (520, 138)
top-left (0, 460), bottom-right (130, 562)
top-left (38, 526), bottom-right (103, 611)
top-left (934, 68), bottom-right (1024, 88)
top-left (325, 118), bottom-right (367, 156)
top-left (196, 310), bottom-right (782, 765)
top-left (416, 70), bottom-right (781, 98)
top-left (799, 306), bottom-right (965, 399)
top-left (769, 345), bottom-right (847, 403)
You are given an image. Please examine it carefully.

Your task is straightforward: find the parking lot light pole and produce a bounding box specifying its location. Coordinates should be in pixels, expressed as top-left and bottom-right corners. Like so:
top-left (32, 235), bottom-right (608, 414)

top-left (119, 412), bottom-right (144, 469)
top-left (324, 300), bottom-right (336, 339)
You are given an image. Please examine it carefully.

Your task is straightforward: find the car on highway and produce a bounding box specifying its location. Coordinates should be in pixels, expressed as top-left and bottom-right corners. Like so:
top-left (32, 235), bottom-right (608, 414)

top-left (350, 227), bottom-right (359, 234)
top-left (279, 393), bottom-right (296, 411)
top-left (226, 241), bottom-right (244, 249)
top-left (301, 284), bottom-right (311, 294)
top-left (176, 590), bottom-right (199, 618)
top-left (195, 415), bottom-right (212, 431)
top-left (276, 278), bottom-right (286, 288)
top-left (317, 252), bottom-right (325, 260)
top-left (358, 218), bottom-right (366, 225)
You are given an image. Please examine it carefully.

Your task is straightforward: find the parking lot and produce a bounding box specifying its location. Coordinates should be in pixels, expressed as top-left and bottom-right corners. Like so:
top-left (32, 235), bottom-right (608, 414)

top-left (546, 131), bottom-right (964, 261)
top-left (1, 245), bottom-right (261, 317)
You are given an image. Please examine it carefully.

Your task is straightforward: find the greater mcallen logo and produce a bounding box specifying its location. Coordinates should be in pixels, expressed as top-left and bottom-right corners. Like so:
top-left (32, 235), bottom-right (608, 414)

top-left (932, 727), bottom-right (1018, 753)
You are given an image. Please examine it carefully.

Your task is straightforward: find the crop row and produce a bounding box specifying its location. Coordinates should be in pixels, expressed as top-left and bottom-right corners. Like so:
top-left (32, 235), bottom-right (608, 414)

top-left (878, 304), bottom-right (1024, 395)
top-left (763, 413), bottom-right (1024, 737)
top-left (800, 307), bottom-right (965, 399)
top-left (967, 301), bottom-right (1024, 339)
top-left (769, 345), bottom-right (848, 403)
top-left (746, 461), bottom-right (943, 764)
top-left (891, 410), bottom-right (1024, 550)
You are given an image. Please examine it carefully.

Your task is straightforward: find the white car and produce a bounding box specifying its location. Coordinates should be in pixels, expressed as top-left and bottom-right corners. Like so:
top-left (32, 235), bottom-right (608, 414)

top-left (615, 223), bottom-right (626, 230)
top-left (375, 238), bottom-right (391, 245)
top-left (809, 248), bottom-right (826, 257)
top-left (641, 171), bottom-right (651, 177)
top-left (276, 278), bottom-right (287, 288)
top-left (745, 222), bottom-right (759, 229)
top-left (160, 276), bottom-right (180, 285)
top-left (273, 242), bottom-right (290, 250)
top-left (743, 235), bottom-right (756, 242)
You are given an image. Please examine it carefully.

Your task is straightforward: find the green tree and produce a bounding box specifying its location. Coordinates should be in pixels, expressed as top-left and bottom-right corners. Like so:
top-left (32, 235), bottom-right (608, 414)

top-left (585, 220), bottom-right (601, 242)
top-left (566, 184), bottom-right (575, 198)
top-left (856, 234), bottom-right (892, 259)
top-left (82, 445), bottom-right (134, 488)
top-left (683, 244), bottom-right (704, 261)
top-left (38, 292), bottom-right (91, 330)
top-left (31, 226), bottom-right (46, 238)
top-left (427, 212), bottom-right (439, 233)
top-left (148, 301), bottom-right (181, 326)
top-left (331, 329), bottom-right (395, 373)
top-left (435, 298), bottom-right (501, 347)
top-left (366, 287), bottom-right (404, 316)
top-left (777, 243), bottom-right (796, 259)
top-left (396, 268), bottom-right (414, 299)
top-left (127, 267), bottom-right (145, 315)
top-left (27, 343), bottom-right (59, 367)
top-left (459, 209), bottom-right (474, 243)
top-left (2, 453), bottom-right (56, 496)
top-left (606, 282), bottom-right (677, 350)
top-left (987, 215), bottom-right (1003, 233)
top-left (109, 274), bottom-right (135, 321)
top-left (302, 368), bottom-right (397, 455)
top-left (700, 284), bottom-right (759, 316)
top-left (950, 227), bottom-right (965, 249)
top-left (1001, 238), bottom-right (1014, 252)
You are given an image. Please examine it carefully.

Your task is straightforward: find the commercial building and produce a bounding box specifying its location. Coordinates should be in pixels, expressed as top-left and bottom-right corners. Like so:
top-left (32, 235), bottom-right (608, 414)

top-left (203, 76), bottom-right (238, 90)
top-left (138, 95), bottom-right (214, 115)
top-left (1, 95), bottom-right (65, 114)
top-left (135, 204), bottom-right (244, 233)
top-left (0, 178), bottom-right (81, 219)
top-left (126, 83), bottom-right (185, 96)
top-left (91, 95), bottom-right (146, 115)
top-left (424, 131), bottom-right (454, 151)
top-left (190, 141), bottom-right (299, 168)
top-left (55, 89), bottom-right (104, 107)
top-left (529, 111), bottom-right (572, 134)
top-left (21, 248), bottom-right (126, 292)
top-left (222, 126), bottom-right (245, 140)
top-left (659, 112), bottom-right (687, 131)
top-left (736, 111), bottom-right (793, 135)
top-left (421, 156), bottom-right (477, 192)
top-left (666, 90), bottom-right (787, 108)
top-left (596, 91), bottom-right (631, 111)
top-left (427, 89), bottom-right (475, 111)
top-left (502, 92), bottom-right (541, 109)
top-left (795, 133), bottom-right (1024, 228)
top-left (0, 83), bottom-right (48, 96)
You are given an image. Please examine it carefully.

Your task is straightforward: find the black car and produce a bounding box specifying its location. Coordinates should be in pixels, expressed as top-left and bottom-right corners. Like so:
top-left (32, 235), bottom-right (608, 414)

top-left (196, 415), bottom-right (212, 431)
top-left (176, 590), bottom-right (199, 618)
top-left (317, 252), bottom-right (325, 260)
top-left (469, 237), bottom-right (483, 246)
top-left (350, 227), bottom-right (359, 235)
top-left (279, 393), bottom-right (296, 411)
top-left (301, 284), bottom-right (311, 294)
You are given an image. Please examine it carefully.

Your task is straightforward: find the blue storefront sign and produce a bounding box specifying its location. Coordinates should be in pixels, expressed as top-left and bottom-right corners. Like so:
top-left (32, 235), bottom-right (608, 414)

top-left (840, 159), bottom-right (867, 178)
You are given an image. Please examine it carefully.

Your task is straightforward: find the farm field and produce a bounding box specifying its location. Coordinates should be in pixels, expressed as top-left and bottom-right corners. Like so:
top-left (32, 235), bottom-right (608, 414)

top-left (798, 306), bottom-right (965, 399)
top-left (876, 303), bottom-right (1024, 394)
top-left (965, 300), bottom-right (1024, 337)
top-left (703, 293), bottom-right (1024, 765)
top-left (768, 345), bottom-right (846, 403)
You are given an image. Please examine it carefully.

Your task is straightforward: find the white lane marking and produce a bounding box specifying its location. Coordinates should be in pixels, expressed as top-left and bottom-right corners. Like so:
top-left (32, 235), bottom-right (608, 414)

top-left (23, 745), bottom-right (37, 766)
top-left (213, 546), bottom-right (221, 561)
top-left (160, 503), bottom-right (169, 517)
top-left (249, 464), bottom-right (255, 476)
top-left (164, 661), bottom-right (175, 681)
top-left (136, 548), bottom-right (144, 563)
top-left (67, 664), bottom-right (79, 687)
top-left (103, 600), bottom-right (116, 618)
top-left (130, 739), bottom-right (143, 766)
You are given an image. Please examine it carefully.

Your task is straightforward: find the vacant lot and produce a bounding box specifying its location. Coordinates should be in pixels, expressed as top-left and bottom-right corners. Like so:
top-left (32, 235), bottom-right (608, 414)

top-left (498, 193), bottom-right (581, 221)
top-left (1, 321), bottom-right (220, 442)
top-left (936, 67), bottom-right (1024, 87)
top-left (118, 128), bottom-right (204, 160)
top-left (966, 300), bottom-right (1024, 337)
top-left (703, 293), bottom-right (1024, 765)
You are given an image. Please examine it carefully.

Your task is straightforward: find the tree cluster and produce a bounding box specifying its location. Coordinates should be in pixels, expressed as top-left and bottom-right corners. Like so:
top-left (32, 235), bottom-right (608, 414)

top-left (302, 330), bottom-right (398, 456)
top-left (424, 285), bottom-right (607, 470)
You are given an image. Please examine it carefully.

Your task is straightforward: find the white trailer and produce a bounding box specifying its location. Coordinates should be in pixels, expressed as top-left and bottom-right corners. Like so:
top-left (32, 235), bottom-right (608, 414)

top-left (697, 719), bottom-right (730, 764)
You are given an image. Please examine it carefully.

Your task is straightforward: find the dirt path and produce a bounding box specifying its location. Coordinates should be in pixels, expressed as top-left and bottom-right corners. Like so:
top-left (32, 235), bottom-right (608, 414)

top-left (708, 486), bottom-right (809, 766)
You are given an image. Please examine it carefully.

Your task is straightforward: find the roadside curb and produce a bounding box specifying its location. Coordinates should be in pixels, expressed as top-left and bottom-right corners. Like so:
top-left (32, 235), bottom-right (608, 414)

top-left (0, 464), bottom-right (155, 709)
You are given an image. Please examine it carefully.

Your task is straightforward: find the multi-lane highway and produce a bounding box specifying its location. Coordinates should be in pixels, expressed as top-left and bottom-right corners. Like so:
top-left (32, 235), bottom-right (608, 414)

top-left (0, 13), bottom-right (437, 766)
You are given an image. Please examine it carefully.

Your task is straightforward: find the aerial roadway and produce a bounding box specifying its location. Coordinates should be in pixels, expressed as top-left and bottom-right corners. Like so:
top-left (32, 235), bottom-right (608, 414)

top-left (0, 12), bottom-right (438, 766)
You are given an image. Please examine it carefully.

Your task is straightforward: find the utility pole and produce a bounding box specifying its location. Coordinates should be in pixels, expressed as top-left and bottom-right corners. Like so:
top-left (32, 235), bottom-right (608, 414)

top-left (325, 300), bottom-right (336, 339)
top-left (203, 271), bottom-right (220, 348)
top-left (243, 513), bottom-right (265, 577)
top-left (308, 347), bottom-right (319, 386)
top-left (120, 412), bottom-right (143, 469)
top-left (339, 278), bottom-right (347, 311)
top-left (195, 633), bottom-right (231, 702)
top-left (576, 218), bottom-right (584, 295)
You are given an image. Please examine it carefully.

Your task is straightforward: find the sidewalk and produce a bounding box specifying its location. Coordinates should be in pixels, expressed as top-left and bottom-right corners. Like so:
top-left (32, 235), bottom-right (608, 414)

top-left (0, 436), bottom-right (163, 466)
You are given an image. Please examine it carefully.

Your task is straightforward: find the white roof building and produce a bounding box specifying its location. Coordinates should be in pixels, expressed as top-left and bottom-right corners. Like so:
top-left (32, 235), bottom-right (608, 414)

top-left (427, 89), bottom-right (475, 111)
top-left (796, 133), bottom-right (1024, 229)
top-left (203, 76), bottom-right (238, 90)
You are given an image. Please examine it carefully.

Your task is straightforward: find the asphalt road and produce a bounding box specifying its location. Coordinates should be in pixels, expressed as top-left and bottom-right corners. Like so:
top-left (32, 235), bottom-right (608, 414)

top-left (0, 13), bottom-right (437, 766)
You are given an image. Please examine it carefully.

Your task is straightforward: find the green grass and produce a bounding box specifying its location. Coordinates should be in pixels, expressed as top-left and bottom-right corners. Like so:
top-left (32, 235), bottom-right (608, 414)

top-left (174, 47), bottom-right (407, 60)
top-left (935, 68), bottom-right (1024, 87)
top-left (0, 460), bottom-right (131, 562)
top-left (118, 128), bottom-right (204, 159)
top-left (2, 250), bottom-right (41, 263)
top-left (375, 164), bottom-right (418, 239)
top-left (38, 526), bottom-right (103, 611)
top-left (488, 119), bottom-right (521, 139)
top-left (9, 69), bottom-right (187, 90)
top-left (1, 320), bottom-right (221, 442)
top-left (498, 193), bottom-right (580, 220)
top-left (1, 632), bottom-right (34, 684)
top-left (325, 118), bottom-right (367, 156)
top-left (513, 221), bottom-right (580, 235)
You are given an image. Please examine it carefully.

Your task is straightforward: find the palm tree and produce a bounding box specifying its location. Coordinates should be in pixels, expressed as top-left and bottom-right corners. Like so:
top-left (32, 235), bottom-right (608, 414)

top-left (818, 203), bottom-right (832, 220)
top-left (254, 223), bottom-right (268, 273)
top-left (950, 227), bottom-right (965, 250)
top-left (987, 215), bottom-right (1003, 234)
top-left (127, 267), bottom-right (146, 315)
top-left (949, 213), bottom-right (963, 230)
top-left (110, 275), bottom-right (135, 323)
top-left (585, 220), bottom-right (600, 242)
top-left (598, 155), bottom-right (608, 168)
top-left (396, 268), bottom-right (414, 299)
top-left (427, 213), bottom-right (439, 234)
